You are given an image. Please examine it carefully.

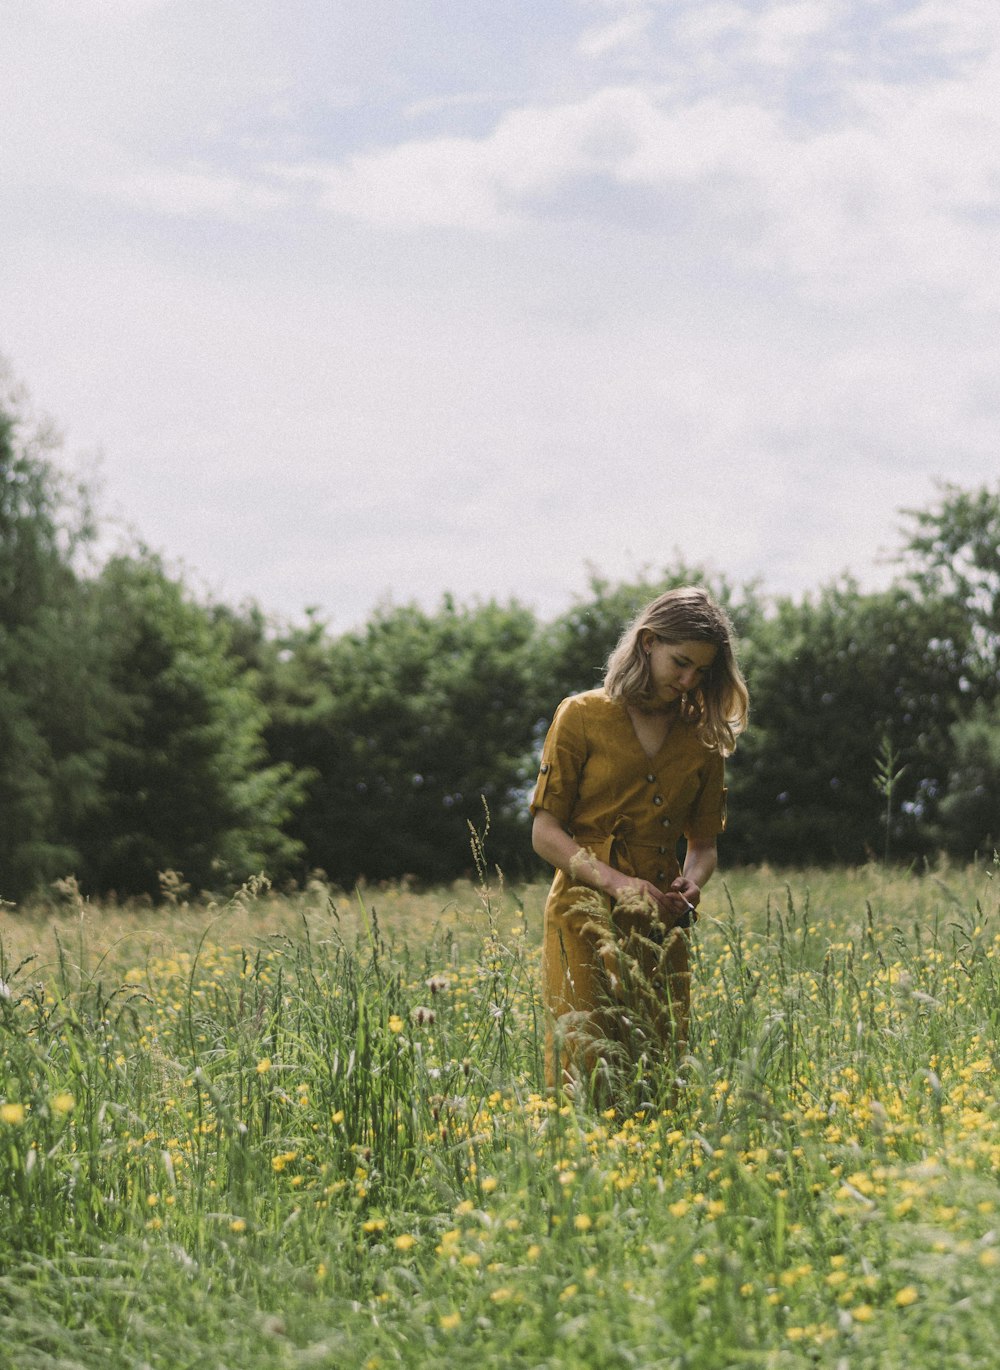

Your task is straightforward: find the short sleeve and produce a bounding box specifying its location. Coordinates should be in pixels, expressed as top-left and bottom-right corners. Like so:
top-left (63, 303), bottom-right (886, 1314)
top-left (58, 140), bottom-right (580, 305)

top-left (529, 696), bottom-right (587, 827)
top-left (683, 751), bottom-right (727, 841)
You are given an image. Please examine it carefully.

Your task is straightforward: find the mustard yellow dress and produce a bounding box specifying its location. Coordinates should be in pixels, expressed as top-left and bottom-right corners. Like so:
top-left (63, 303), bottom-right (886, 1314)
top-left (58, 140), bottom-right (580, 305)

top-left (530, 688), bottom-right (727, 1085)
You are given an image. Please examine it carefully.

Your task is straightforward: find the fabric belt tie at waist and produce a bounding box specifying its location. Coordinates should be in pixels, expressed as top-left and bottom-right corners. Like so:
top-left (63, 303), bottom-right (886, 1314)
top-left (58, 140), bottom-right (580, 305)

top-left (576, 815), bottom-right (671, 880)
top-left (603, 814), bottom-right (689, 935)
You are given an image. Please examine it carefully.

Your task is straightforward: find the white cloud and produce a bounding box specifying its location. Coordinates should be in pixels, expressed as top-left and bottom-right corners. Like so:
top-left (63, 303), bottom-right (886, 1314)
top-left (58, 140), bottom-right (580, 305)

top-left (276, 87), bottom-right (753, 232)
top-left (578, 9), bottom-right (653, 59)
top-left (752, 52), bottom-right (1000, 305)
top-left (671, 3), bottom-right (753, 53)
top-left (109, 166), bottom-right (289, 220)
top-left (287, 139), bottom-right (518, 233)
top-left (748, 1), bottom-right (832, 66)
top-left (270, 62), bottom-right (1000, 322)
top-left (404, 91), bottom-right (520, 121)
top-left (886, 0), bottom-right (999, 58)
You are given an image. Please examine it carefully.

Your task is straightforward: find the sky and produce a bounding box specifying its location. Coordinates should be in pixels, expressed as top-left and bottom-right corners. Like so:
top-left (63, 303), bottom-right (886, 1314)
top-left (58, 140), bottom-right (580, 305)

top-left (3, 0), bottom-right (999, 632)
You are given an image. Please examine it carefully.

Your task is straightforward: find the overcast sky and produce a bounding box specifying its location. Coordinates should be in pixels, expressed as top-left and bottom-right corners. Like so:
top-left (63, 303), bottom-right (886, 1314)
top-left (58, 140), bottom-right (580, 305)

top-left (4, 0), bottom-right (998, 631)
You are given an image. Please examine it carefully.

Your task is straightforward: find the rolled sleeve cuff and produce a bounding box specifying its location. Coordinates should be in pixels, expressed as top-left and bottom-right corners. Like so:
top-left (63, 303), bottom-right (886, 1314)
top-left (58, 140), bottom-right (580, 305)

top-left (530, 759), bottom-right (574, 825)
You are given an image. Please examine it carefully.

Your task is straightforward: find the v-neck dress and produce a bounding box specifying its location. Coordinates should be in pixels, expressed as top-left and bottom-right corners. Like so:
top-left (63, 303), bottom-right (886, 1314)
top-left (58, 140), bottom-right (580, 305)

top-left (531, 688), bottom-right (726, 900)
top-left (530, 688), bottom-right (727, 1081)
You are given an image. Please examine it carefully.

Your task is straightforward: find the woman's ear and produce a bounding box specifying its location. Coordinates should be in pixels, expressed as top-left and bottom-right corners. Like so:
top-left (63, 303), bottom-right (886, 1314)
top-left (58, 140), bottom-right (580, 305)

top-left (640, 630), bottom-right (654, 656)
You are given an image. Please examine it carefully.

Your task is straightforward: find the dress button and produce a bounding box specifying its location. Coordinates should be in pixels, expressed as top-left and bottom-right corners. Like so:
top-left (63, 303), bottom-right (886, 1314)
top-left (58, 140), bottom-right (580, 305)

top-left (539, 763), bottom-right (549, 773)
top-left (657, 870), bottom-right (666, 881)
top-left (661, 817), bottom-right (671, 828)
top-left (646, 773), bottom-right (655, 783)
top-left (659, 845), bottom-right (668, 855)
top-left (653, 795), bottom-right (663, 806)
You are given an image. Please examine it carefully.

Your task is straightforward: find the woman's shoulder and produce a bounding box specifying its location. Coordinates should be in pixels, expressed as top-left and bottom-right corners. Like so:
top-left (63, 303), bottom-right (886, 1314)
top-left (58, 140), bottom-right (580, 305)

top-left (554, 688), bottom-right (620, 721)
top-left (549, 689), bottom-right (628, 743)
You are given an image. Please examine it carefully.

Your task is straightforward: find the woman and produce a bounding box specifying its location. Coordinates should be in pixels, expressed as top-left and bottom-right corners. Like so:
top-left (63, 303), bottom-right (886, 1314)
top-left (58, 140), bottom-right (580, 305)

top-left (531, 586), bottom-right (749, 1091)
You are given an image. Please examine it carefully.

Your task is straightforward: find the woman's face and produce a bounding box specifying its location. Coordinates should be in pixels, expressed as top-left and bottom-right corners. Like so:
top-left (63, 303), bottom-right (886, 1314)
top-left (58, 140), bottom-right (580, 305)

top-left (642, 634), bottom-right (718, 706)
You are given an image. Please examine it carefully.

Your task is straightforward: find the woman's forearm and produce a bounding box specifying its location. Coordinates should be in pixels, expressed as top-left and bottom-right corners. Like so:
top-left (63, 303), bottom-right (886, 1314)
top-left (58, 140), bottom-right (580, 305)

top-left (681, 839), bottom-right (718, 892)
top-left (531, 809), bottom-right (616, 894)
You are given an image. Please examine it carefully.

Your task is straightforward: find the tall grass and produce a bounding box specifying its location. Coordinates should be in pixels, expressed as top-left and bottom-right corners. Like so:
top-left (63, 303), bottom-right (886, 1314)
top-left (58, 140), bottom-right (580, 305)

top-left (1, 861), bottom-right (998, 1368)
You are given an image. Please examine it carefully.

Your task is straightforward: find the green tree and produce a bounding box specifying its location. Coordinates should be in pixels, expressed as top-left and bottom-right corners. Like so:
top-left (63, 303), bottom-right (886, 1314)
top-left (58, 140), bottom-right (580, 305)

top-left (899, 481), bottom-right (1000, 694)
top-left (265, 597), bottom-right (544, 885)
top-left (726, 581), bottom-right (973, 865)
top-left (896, 483), bottom-right (1000, 856)
top-left (0, 383), bottom-right (106, 901)
top-left (935, 701), bottom-right (1000, 857)
top-left (79, 555), bottom-right (305, 897)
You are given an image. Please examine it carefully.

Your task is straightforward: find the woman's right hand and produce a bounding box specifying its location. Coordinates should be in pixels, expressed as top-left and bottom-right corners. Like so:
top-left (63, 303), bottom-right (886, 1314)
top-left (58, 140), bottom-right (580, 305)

top-left (605, 871), bottom-right (669, 914)
top-left (533, 809), bottom-right (668, 915)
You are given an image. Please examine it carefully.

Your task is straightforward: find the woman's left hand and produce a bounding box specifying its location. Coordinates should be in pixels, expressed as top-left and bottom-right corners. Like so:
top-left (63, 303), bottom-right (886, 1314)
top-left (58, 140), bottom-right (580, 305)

top-left (666, 876), bottom-right (700, 921)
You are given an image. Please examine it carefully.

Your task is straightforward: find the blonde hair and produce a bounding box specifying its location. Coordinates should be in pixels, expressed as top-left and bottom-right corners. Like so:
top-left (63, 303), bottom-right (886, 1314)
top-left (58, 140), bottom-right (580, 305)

top-left (604, 586), bottom-right (749, 754)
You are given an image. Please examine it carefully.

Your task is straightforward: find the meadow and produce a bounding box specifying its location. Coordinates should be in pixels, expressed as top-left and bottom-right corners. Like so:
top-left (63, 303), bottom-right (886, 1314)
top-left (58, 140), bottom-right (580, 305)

top-left (1, 858), bottom-right (998, 1369)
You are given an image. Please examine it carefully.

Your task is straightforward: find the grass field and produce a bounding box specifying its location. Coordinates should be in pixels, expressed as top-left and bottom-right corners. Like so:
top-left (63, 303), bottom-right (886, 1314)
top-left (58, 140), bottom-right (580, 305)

top-left (2, 859), bottom-right (999, 1368)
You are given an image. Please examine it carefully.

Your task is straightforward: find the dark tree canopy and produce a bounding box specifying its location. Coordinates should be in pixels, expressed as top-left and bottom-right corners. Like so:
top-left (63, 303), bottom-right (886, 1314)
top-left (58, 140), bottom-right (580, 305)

top-left (78, 554), bottom-right (305, 898)
top-left (265, 597), bottom-right (544, 885)
top-left (0, 395), bottom-right (106, 899)
top-left (725, 581), bottom-right (975, 865)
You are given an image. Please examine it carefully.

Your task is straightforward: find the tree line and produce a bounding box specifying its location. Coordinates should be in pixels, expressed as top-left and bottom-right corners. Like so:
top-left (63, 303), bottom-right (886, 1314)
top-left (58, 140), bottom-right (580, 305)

top-left (2, 384), bottom-right (999, 905)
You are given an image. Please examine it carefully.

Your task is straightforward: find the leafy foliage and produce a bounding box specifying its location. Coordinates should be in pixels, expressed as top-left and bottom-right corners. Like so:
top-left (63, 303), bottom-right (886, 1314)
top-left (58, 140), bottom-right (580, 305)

top-left (78, 554), bottom-right (305, 897)
top-left (726, 581), bottom-right (976, 864)
top-left (897, 482), bottom-right (1000, 854)
top-left (899, 480), bottom-right (1000, 693)
top-left (0, 395), bottom-right (106, 900)
top-left (937, 700), bottom-right (1000, 855)
top-left (265, 597), bottom-right (544, 884)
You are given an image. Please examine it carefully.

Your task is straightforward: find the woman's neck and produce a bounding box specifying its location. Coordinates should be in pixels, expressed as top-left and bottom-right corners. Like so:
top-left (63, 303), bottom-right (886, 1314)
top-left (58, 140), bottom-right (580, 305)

top-left (630, 698), bottom-right (681, 718)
